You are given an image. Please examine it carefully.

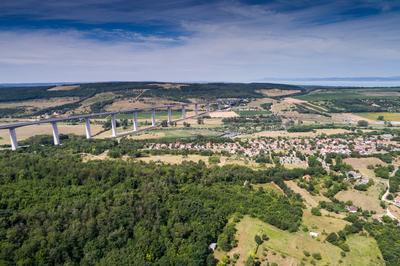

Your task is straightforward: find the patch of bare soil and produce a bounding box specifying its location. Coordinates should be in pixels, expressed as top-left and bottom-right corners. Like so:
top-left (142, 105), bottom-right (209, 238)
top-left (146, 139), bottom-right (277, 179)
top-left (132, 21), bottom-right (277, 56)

top-left (0, 97), bottom-right (80, 110)
top-left (149, 83), bottom-right (188, 89)
top-left (48, 85), bottom-right (79, 91)
top-left (208, 111), bottom-right (239, 118)
top-left (257, 89), bottom-right (301, 97)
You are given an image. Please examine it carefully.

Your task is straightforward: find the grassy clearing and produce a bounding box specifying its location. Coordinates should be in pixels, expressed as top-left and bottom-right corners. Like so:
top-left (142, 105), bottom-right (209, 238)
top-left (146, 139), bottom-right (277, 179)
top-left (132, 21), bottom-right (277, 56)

top-left (335, 183), bottom-right (385, 213)
top-left (252, 183), bottom-right (285, 195)
top-left (248, 98), bottom-right (274, 108)
top-left (343, 157), bottom-right (386, 179)
top-left (302, 209), bottom-right (349, 233)
top-left (216, 216), bottom-right (383, 266)
top-left (285, 181), bottom-right (330, 208)
top-left (354, 112), bottom-right (400, 122)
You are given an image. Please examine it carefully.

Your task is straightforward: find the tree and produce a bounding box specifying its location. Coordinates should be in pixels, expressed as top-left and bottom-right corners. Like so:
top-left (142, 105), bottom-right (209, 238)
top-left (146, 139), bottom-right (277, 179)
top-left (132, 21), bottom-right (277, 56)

top-left (254, 235), bottom-right (263, 253)
top-left (357, 120), bottom-right (369, 127)
top-left (377, 115), bottom-right (384, 121)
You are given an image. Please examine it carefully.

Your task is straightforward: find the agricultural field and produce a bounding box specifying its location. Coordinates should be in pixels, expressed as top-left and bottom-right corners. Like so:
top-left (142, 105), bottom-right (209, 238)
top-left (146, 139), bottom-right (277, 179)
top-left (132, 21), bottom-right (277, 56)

top-left (216, 216), bottom-right (383, 266)
top-left (247, 97), bottom-right (274, 108)
top-left (295, 88), bottom-right (400, 113)
top-left (0, 123), bottom-right (104, 145)
top-left (354, 112), bottom-right (400, 122)
top-left (235, 110), bottom-right (271, 117)
top-left (257, 88), bottom-right (301, 97)
top-left (47, 85), bottom-right (80, 91)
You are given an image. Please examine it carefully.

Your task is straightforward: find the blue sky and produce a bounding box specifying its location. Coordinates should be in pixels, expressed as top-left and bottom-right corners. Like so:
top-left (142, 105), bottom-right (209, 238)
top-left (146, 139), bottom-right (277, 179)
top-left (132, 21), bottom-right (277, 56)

top-left (0, 0), bottom-right (400, 84)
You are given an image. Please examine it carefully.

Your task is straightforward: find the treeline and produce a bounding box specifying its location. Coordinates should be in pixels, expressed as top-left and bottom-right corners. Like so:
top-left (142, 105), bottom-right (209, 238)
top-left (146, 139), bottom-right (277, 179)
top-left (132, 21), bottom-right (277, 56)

top-left (0, 143), bottom-right (304, 265)
top-left (0, 82), bottom-right (303, 103)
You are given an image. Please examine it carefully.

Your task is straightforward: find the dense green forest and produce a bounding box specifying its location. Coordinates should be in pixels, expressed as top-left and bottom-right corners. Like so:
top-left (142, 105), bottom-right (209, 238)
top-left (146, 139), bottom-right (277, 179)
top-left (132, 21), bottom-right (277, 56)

top-left (0, 82), bottom-right (302, 103)
top-left (1, 137), bottom-right (400, 265)
top-left (0, 139), bottom-right (304, 265)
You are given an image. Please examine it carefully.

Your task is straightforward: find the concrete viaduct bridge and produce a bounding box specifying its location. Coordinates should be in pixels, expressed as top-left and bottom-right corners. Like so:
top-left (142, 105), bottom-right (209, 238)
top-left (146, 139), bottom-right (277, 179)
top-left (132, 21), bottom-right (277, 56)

top-left (0, 102), bottom-right (223, 151)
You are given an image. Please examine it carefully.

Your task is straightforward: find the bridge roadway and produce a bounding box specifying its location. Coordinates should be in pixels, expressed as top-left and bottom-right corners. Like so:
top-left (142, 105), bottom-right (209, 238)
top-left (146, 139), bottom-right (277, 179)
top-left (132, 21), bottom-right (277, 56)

top-left (0, 102), bottom-right (221, 150)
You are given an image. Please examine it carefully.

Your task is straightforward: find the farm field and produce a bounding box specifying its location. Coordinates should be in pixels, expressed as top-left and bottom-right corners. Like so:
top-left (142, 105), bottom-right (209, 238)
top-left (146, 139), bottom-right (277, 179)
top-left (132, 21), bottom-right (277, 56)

top-left (257, 88), bottom-right (301, 97)
top-left (354, 112), bottom-right (400, 122)
top-left (104, 97), bottom-right (185, 112)
top-left (0, 123), bottom-right (104, 145)
top-left (95, 127), bottom-right (222, 140)
top-left (47, 85), bottom-right (79, 91)
top-left (216, 216), bottom-right (383, 266)
top-left (0, 97), bottom-right (80, 110)
top-left (235, 110), bottom-right (271, 117)
top-left (248, 97), bottom-right (274, 108)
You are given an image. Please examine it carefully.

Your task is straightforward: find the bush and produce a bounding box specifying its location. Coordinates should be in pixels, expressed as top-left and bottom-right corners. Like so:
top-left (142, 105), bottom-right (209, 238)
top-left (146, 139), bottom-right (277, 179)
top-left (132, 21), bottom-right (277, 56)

top-left (311, 207), bottom-right (322, 216)
top-left (312, 252), bottom-right (322, 260)
top-left (209, 155), bottom-right (221, 165)
top-left (357, 120), bottom-right (369, 127)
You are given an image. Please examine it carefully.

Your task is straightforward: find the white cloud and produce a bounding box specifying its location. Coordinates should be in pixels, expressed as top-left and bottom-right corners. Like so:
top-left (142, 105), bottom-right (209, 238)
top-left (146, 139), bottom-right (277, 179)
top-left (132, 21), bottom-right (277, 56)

top-left (0, 2), bottom-right (400, 83)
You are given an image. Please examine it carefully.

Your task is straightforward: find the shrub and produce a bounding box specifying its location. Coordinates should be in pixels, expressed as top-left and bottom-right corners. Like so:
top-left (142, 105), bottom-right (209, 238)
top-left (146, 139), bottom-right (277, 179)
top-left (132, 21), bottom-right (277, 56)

top-left (312, 252), bottom-right (322, 260)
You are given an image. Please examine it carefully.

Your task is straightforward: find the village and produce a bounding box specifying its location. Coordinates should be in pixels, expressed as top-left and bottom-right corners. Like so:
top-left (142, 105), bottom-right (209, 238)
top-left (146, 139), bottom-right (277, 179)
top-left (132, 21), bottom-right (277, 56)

top-left (145, 133), bottom-right (400, 161)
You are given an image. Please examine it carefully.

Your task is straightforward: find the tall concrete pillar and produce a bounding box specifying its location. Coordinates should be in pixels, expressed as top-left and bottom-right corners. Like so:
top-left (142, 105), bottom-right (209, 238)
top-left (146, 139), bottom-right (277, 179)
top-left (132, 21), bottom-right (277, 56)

top-left (9, 128), bottom-right (18, 151)
top-left (206, 103), bottom-right (211, 113)
top-left (133, 112), bottom-right (138, 131)
top-left (194, 103), bottom-right (199, 116)
top-left (151, 108), bottom-right (156, 127)
top-left (111, 114), bottom-right (117, 137)
top-left (182, 105), bottom-right (186, 119)
top-left (217, 101), bottom-right (221, 111)
top-left (167, 106), bottom-right (172, 123)
top-left (84, 118), bottom-right (92, 139)
top-left (51, 122), bottom-right (60, 145)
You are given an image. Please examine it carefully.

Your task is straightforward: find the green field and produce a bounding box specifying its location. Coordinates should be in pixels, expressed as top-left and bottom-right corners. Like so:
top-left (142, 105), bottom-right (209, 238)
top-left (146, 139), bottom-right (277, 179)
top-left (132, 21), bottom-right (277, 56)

top-left (217, 216), bottom-right (384, 266)
top-left (235, 110), bottom-right (271, 117)
top-left (354, 112), bottom-right (400, 121)
top-left (296, 88), bottom-right (399, 102)
top-left (116, 111), bottom-right (183, 120)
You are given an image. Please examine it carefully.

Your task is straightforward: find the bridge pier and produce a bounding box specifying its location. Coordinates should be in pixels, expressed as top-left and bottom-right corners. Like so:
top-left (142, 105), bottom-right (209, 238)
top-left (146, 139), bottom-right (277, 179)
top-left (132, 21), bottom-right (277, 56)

top-left (84, 118), bottom-right (92, 139)
top-left (151, 108), bottom-right (156, 127)
top-left (51, 122), bottom-right (60, 145)
top-left (111, 114), bottom-right (117, 137)
top-left (194, 103), bottom-right (199, 116)
top-left (9, 128), bottom-right (18, 150)
top-left (217, 101), bottom-right (221, 111)
top-left (133, 112), bottom-right (138, 131)
top-left (206, 103), bottom-right (211, 113)
top-left (182, 105), bottom-right (186, 119)
top-left (167, 106), bottom-right (172, 123)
